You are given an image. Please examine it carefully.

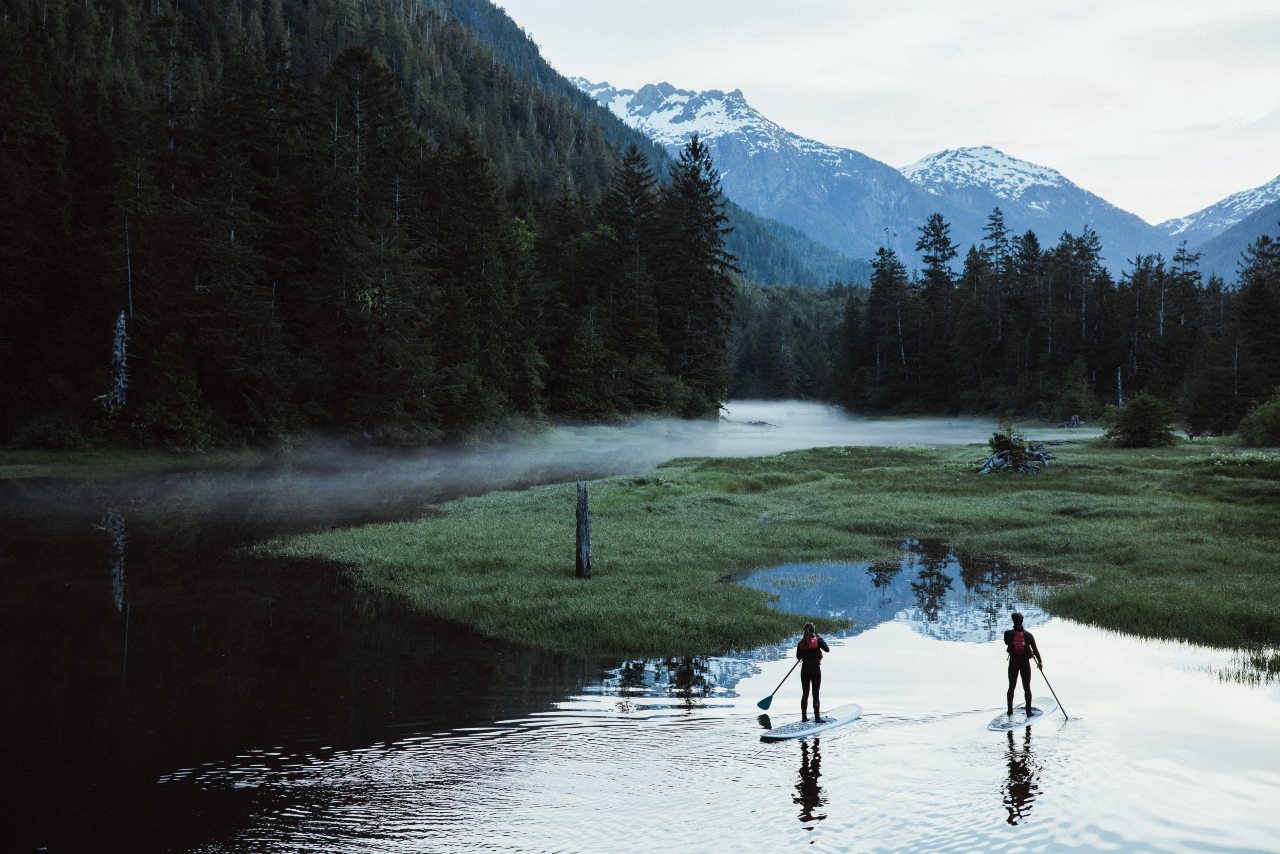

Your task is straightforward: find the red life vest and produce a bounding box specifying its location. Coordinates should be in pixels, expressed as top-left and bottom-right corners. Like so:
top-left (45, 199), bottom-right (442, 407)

top-left (802, 635), bottom-right (821, 656)
top-left (1012, 628), bottom-right (1026, 656)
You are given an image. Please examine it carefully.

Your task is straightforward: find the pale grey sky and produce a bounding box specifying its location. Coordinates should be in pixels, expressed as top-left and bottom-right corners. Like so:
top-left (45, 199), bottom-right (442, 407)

top-left (495, 0), bottom-right (1280, 224)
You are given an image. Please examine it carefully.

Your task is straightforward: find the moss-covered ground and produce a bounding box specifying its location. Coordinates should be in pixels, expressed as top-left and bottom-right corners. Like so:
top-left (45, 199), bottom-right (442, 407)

top-left (262, 440), bottom-right (1280, 657)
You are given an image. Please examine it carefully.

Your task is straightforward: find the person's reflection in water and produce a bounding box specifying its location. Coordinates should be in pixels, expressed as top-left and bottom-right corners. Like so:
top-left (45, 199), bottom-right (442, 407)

top-left (1002, 728), bottom-right (1042, 825)
top-left (793, 739), bottom-right (826, 827)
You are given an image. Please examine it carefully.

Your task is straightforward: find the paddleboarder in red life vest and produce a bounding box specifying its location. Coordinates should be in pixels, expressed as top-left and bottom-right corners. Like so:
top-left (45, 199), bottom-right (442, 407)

top-left (1004, 612), bottom-right (1043, 717)
top-left (797, 622), bottom-right (830, 722)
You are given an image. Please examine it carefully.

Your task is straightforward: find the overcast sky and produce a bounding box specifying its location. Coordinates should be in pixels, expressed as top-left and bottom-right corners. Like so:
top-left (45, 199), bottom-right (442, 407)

top-left (494, 0), bottom-right (1280, 224)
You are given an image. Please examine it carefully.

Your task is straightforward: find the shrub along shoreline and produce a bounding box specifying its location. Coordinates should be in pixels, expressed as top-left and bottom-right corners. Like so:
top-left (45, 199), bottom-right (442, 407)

top-left (260, 440), bottom-right (1280, 658)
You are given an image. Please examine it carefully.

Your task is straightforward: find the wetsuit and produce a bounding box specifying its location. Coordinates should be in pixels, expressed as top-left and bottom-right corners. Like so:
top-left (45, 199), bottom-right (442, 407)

top-left (796, 634), bottom-right (830, 720)
top-left (1004, 626), bottom-right (1042, 714)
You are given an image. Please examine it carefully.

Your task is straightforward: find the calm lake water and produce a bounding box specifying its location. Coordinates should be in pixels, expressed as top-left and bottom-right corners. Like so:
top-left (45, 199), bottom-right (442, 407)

top-left (5, 404), bottom-right (1273, 853)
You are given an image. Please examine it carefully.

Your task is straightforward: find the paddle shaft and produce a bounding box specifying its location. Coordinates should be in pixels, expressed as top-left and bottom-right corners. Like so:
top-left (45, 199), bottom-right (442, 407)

top-left (760, 659), bottom-right (800, 707)
top-left (1038, 663), bottom-right (1068, 720)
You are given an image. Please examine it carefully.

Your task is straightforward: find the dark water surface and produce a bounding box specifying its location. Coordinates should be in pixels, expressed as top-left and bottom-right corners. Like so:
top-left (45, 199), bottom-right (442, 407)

top-left (4, 408), bottom-right (1276, 852)
top-left (1, 470), bottom-right (593, 852)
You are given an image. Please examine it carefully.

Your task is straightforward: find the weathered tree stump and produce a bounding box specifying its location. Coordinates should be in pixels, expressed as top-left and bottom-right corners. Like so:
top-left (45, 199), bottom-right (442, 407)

top-left (575, 482), bottom-right (592, 579)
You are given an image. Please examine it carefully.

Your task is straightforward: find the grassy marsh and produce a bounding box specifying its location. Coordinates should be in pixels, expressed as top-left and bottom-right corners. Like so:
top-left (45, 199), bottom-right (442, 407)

top-left (263, 440), bottom-right (1280, 657)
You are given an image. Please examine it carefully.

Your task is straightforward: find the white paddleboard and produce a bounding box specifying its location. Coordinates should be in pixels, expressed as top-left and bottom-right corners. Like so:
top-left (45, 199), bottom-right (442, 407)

top-left (987, 696), bottom-right (1058, 731)
top-left (760, 703), bottom-right (863, 741)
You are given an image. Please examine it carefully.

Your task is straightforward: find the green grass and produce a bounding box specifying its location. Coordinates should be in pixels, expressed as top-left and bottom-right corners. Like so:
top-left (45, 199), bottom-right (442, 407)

top-left (262, 439), bottom-right (1280, 657)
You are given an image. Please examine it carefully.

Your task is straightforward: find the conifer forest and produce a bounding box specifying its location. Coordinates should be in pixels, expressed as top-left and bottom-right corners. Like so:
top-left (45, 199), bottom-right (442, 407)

top-left (2, 0), bottom-right (1278, 449)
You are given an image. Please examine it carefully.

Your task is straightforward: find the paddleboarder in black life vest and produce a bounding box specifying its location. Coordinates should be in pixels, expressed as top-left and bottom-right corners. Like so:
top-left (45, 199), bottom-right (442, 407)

top-left (1004, 612), bottom-right (1043, 717)
top-left (797, 622), bottom-right (829, 722)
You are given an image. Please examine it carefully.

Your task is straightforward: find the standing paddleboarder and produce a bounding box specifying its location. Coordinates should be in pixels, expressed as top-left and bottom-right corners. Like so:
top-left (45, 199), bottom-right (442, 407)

top-left (1004, 612), bottom-right (1043, 717)
top-left (797, 622), bottom-right (829, 722)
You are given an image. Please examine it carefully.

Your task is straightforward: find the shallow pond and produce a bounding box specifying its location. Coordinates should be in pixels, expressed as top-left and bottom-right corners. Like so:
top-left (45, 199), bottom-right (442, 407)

top-left (141, 544), bottom-right (1278, 853)
top-left (3, 407), bottom-right (1270, 852)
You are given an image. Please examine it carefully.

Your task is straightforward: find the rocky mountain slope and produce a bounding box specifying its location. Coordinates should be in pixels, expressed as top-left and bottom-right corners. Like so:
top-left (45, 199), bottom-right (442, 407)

top-left (579, 79), bottom-right (1178, 273)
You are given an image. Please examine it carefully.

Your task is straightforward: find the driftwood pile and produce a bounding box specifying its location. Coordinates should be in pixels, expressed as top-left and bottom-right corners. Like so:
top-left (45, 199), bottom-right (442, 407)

top-left (979, 432), bottom-right (1055, 475)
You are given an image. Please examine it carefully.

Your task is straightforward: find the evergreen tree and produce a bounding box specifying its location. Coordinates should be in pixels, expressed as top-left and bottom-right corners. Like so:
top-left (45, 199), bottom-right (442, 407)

top-left (431, 130), bottom-right (524, 426)
top-left (982, 207), bottom-right (1013, 280)
top-left (834, 287), bottom-right (869, 408)
top-left (914, 213), bottom-right (957, 407)
top-left (600, 145), bottom-right (661, 361)
top-left (1161, 243), bottom-right (1204, 395)
top-left (950, 246), bottom-right (994, 408)
top-left (862, 247), bottom-right (915, 405)
top-left (1236, 232), bottom-right (1280, 400)
top-left (653, 134), bottom-right (740, 415)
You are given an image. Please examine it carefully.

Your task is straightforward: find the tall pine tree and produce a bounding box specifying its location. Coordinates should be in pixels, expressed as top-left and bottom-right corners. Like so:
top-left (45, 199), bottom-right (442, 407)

top-left (653, 135), bottom-right (739, 416)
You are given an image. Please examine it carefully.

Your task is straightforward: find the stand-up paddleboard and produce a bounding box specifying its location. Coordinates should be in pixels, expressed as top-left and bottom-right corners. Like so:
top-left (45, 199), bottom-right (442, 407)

top-left (987, 696), bottom-right (1058, 732)
top-left (760, 703), bottom-right (862, 741)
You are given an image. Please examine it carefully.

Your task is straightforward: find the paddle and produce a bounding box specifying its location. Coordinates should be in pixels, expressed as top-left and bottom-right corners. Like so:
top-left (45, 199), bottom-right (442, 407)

top-left (757, 660), bottom-right (800, 710)
top-left (1037, 662), bottom-right (1068, 720)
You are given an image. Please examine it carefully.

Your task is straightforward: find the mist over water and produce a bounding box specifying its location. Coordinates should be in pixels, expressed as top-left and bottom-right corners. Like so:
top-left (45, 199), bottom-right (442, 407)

top-left (563, 399), bottom-right (1098, 465)
top-left (5, 402), bottom-right (1074, 534)
top-left (2, 401), bottom-right (1146, 852)
top-left (5, 403), bottom-right (1102, 538)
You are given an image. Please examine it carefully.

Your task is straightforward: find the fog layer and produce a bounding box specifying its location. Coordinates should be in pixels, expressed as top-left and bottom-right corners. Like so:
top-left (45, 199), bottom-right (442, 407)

top-left (3, 402), bottom-right (1100, 531)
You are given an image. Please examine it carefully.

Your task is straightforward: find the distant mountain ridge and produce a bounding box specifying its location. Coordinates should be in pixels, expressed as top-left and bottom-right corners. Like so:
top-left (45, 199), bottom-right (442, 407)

top-left (1159, 174), bottom-right (1280, 246)
top-left (899, 145), bottom-right (1175, 271)
top-left (405, 6), bottom-right (866, 287)
top-left (1192, 198), bottom-right (1280, 284)
top-left (576, 78), bottom-right (1180, 274)
top-left (575, 78), bottom-right (940, 263)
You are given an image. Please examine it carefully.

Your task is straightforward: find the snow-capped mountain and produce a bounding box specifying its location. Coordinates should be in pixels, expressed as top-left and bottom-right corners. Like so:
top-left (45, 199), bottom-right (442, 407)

top-left (575, 78), bottom-right (775, 151)
top-left (577, 78), bottom-right (1175, 273)
top-left (574, 78), bottom-right (938, 262)
top-left (1191, 198), bottom-right (1280, 284)
top-left (1159, 174), bottom-right (1280, 247)
top-left (901, 146), bottom-right (1174, 269)
top-left (902, 146), bottom-right (1069, 203)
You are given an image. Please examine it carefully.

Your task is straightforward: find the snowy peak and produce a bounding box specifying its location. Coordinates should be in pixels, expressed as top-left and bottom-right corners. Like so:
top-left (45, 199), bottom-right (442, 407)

top-left (572, 78), bottom-right (754, 144)
top-left (1159, 174), bottom-right (1280, 242)
top-left (901, 146), bottom-right (1069, 201)
top-left (898, 145), bottom-right (1170, 264)
top-left (571, 76), bottom-right (928, 261)
top-left (574, 78), bottom-right (1171, 272)
top-left (571, 77), bottom-right (831, 159)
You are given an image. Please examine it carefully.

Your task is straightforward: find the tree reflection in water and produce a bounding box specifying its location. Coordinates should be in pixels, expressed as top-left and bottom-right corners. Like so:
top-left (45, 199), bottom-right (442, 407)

top-left (793, 739), bottom-right (825, 826)
top-left (615, 660), bottom-right (651, 694)
top-left (606, 656), bottom-right (715, 709)
top-left (1002, 728), bottom-right (1043, 826)
top-left (102, 510), bottom-right (130, 676)
top-left (868, 540), bottom-right (958, 620)
top-left (666, 656), bottom-right (712, 707)
top-left (866, 557), bottom-right (901, 608)
top-left (906, 540), bottom-right (955, 622)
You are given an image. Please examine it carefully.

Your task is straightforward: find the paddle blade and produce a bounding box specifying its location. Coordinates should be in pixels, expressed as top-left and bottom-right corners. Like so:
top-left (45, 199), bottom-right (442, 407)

top-left (757, 694), bottom-right (773, 710)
